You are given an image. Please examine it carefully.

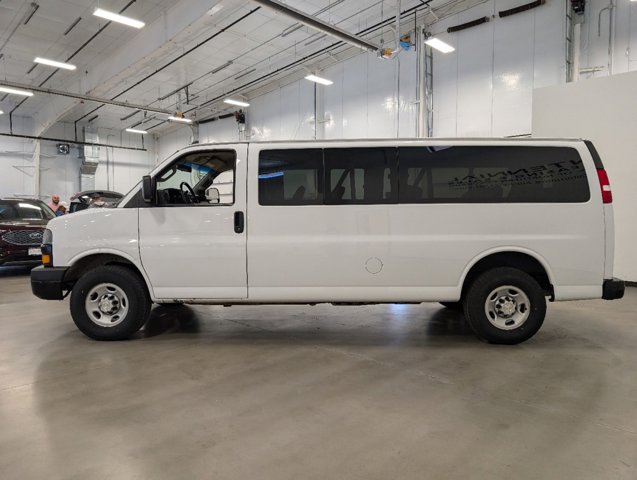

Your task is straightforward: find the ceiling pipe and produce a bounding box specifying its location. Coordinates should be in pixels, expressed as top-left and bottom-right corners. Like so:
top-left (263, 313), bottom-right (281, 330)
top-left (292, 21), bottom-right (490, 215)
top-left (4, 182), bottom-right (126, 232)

top-left (250, 0), bottom-right (380, 53)
top-left (72, 6), bottom-right (261, 124)
top-left (0, 132), bottom-right (146, 151)
top-left (10, 0), bottom-right (139, 116)
top-left (148, 1), bottom-right (433, 132)
top-left (0, 80), bottom-right (172, 115)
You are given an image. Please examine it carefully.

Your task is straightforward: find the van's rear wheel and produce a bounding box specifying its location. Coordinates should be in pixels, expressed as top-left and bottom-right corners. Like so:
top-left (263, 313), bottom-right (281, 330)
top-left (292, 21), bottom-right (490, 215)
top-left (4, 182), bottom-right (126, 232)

top-left (70, 265), bottom-right (151, 340)
top-left (463, 267), bottom-right (546, 345)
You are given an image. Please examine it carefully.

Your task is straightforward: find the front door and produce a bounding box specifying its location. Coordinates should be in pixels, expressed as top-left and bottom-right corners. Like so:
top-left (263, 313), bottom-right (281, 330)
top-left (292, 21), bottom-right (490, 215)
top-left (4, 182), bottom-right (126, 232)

top-left (138, 145), bottom-right (247, 300)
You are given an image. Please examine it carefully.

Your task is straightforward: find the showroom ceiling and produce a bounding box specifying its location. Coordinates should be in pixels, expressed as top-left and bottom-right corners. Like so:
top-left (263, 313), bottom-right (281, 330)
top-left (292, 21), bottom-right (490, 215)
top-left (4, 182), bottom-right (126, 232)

top-left (0, 0), bottom-right (472, 134)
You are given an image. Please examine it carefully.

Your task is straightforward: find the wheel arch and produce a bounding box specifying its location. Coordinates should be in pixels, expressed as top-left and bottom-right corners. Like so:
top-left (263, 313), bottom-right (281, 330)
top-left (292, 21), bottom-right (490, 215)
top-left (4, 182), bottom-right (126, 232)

top-left (459, 248), bottom-right (555, 300)
top-left (64, 251), bottom-right (156, 301)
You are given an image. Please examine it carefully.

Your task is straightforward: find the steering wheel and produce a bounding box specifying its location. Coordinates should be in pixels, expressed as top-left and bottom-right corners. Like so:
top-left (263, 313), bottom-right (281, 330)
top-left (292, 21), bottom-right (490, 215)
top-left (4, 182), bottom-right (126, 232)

top-left (179, 181), bottom-right (198, 204)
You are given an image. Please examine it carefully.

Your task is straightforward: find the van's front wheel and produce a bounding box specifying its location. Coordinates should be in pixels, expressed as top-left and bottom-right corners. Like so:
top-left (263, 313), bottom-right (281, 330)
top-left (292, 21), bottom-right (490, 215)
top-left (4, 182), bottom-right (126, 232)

top-left (70, 265), bottom-right (151, 340)
top-left (464, 267), bottom-right (546, 345)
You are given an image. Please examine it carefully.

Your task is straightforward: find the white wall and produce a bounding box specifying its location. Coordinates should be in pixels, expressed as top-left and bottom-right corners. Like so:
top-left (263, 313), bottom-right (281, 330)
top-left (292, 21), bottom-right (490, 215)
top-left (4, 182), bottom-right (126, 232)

top-left (247, 50), bottom-right (417, 141)
top-left (156, 126), bottom-right (193, 162)
top-left (242, 0), bottom-right (565, 141)
top-left (200, 117), bottom-right (240, 143)
top-left (0, 115), bottom-right (37, 198)
top-left (532, 70), bottom-right (637, 281)
top-left (326, 52), bottom-right (418, 139)
top-left (249, 79), bottom-right (316, 140)
top-left (156, 117), bottom-right (240, 162)
top-left (432, 0), bottom-right (566, 137)
top-left (36, 124), bottom-right (156, 203)
top-left (578, 0), bottom-right (637, 78)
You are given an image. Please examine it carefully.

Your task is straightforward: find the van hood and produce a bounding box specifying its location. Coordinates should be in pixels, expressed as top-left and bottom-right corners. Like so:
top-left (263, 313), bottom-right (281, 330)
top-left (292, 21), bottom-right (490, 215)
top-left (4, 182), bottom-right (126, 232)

top-left (47, 206), bottom-right (122, 232)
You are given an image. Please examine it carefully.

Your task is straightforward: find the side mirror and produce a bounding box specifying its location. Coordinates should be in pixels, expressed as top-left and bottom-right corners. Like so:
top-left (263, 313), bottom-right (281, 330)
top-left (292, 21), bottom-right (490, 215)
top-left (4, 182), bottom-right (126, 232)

top-left (141, 175), bottom-right (155, 204)
top-left (206, 187), bottom-right (220, 204)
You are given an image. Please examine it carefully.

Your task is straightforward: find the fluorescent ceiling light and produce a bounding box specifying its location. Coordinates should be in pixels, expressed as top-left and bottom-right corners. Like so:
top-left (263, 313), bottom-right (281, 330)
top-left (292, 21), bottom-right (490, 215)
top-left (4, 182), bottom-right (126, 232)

top-left (305, 74), bottom-right (333, 86)
top-left (34, 57), bottom-right (77, 70)
top-left (168, 116), bottom-right (193, 124)
top-left (208, 4), bottom-right (224, 15)
top-left (211, 60), bottom-right (232, 74)
top-left (126, 128), bottom-right (148, 134)
top-left (424, 37), bottom-right (455, 53)
top-left (0, 86), bottom-right (34, 97)
top-left (93, 8), bottom-right (145, 29)
top-left (224, 98), bottom-right (250, 107)
top-left (0, 110), bottom-right (3, 115)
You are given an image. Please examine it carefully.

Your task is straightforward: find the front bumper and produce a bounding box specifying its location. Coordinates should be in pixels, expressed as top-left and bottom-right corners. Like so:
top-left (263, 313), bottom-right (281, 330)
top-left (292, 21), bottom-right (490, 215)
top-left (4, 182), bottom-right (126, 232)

top-left (602, 278), bottom-right (625, 300)
top-left (0, 249), bottom-right (42, 266)
top-left (31, 266), bottom-right (69, 300)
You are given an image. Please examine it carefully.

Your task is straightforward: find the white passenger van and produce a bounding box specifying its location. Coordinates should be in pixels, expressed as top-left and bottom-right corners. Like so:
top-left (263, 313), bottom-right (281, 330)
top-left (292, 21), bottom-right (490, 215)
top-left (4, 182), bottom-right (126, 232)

top-left (31, 139), bottom-right (625, 344)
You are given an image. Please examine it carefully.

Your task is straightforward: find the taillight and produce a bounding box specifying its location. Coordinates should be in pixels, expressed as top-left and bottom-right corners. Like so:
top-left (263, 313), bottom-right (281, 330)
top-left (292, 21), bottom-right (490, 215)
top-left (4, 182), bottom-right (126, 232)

top-left (597, 169), bottom-right (613, 204)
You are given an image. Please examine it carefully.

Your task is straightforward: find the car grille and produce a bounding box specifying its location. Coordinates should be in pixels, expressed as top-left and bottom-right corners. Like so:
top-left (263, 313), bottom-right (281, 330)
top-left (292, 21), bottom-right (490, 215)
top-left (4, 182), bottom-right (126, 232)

top-left (1, 229), bottom-right (44, 246)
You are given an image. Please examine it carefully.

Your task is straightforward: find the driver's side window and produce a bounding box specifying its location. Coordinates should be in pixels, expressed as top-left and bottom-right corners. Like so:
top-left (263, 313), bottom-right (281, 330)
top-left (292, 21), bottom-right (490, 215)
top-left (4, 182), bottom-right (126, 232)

top-left (155, 149), bottom-right (236, 206)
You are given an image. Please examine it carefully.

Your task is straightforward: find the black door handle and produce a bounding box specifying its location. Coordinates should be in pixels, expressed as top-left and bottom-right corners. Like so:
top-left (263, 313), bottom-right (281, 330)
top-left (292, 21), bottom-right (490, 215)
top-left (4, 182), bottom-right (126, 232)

top-left (234, 211), bottom-right (244, 234)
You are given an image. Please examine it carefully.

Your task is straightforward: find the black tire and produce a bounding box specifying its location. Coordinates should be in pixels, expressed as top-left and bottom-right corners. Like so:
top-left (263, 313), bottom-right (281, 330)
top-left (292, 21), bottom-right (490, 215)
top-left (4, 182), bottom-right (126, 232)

top-left (439, 301), bottom-right (463, 312)
top-left (70, 265), bottom-right (151, 340)
top-left (463, 267), bottom-right (546, 345)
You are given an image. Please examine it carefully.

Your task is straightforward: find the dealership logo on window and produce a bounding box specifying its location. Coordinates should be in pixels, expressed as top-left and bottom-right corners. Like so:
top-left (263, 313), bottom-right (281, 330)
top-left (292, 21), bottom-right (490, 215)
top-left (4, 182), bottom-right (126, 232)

top-left (449, 160), bottom-right (586, 189)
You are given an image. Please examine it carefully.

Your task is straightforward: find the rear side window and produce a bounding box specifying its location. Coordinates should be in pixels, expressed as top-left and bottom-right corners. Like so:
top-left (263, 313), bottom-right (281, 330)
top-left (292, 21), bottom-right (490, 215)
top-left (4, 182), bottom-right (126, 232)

top-left (324, 148), bottom-right (397, 204)
top-left (259, 149), bottom-right (323, 205)
top-left (398, 146), bottom-right (590, 203)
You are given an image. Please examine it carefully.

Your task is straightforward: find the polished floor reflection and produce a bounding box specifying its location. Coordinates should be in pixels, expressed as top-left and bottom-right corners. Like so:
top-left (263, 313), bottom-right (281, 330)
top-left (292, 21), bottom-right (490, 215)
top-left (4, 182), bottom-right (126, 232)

top-left (1, 269), bottom-right (636, 479)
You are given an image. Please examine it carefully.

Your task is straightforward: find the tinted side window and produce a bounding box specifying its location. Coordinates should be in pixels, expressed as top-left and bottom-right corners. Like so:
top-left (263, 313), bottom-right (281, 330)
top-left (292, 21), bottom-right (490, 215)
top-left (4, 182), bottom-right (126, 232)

top-left (259, 149), bottom-right (323, 205)
top-left (324, 148), bottom-right (397, 204)
top-left (398, 146), bottom-right (590, 203)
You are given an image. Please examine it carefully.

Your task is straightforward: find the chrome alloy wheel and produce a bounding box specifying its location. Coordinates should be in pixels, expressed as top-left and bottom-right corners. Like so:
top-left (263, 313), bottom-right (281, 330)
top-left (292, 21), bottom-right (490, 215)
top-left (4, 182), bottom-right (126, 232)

top-left (84, 283), bottom-right (129, 327)
top-left (484, 285), bottom-right (531, 330)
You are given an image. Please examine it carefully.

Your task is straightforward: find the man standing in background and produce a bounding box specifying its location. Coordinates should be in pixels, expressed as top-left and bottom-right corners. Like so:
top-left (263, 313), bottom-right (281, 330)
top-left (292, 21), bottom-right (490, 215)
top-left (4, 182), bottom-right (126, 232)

top-left (48, 194), bottom-right (61, 213)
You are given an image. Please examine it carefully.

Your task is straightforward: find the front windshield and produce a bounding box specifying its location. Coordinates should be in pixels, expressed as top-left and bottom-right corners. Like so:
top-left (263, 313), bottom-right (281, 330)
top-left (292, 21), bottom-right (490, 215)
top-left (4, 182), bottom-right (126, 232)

top-left (0, 201), bottom-right (55, 221)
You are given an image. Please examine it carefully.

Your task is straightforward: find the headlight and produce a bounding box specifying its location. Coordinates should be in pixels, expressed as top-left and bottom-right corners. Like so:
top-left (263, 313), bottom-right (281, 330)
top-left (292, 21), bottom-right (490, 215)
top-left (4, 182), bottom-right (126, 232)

top-left (41, 229), bottom-right (53, 266)
top-left (42, 228), bottom-right (53, 245)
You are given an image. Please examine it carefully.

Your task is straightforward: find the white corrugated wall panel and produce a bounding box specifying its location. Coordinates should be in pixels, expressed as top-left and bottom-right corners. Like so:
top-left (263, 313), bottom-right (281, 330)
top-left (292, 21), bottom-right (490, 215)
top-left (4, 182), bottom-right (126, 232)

top-left (323, 62), bottom-right (344, 139)
top-left (492, 0), bottom-right (535, 137)
top-left (342, 54), bottom-right (370, 138)
top-left (432, 0), bottom-right (566, 137)
top-left (398, 48), bottom-right (418, 138)
top-left (456, 4), bottom-right (495, 137)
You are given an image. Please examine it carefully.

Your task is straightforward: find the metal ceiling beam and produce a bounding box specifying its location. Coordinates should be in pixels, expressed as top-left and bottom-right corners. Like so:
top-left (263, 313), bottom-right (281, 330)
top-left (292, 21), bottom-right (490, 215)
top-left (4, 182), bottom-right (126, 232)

top-left (0, 80), bottom-right (172, 115)
top-left (250, 0), bottom-right (380, 53)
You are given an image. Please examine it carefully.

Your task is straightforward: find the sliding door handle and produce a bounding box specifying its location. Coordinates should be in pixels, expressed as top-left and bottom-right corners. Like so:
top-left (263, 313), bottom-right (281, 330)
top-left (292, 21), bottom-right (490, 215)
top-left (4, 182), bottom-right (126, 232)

top-left (234, 211), bottom-right (244, 234)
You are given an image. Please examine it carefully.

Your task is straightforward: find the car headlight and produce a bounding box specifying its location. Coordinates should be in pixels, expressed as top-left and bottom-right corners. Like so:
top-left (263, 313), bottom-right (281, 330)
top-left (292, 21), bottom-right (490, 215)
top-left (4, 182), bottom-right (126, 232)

top-left (42, 228), bottom-right (53, 245)
top-left (41, 229), bottom-right (53, 266)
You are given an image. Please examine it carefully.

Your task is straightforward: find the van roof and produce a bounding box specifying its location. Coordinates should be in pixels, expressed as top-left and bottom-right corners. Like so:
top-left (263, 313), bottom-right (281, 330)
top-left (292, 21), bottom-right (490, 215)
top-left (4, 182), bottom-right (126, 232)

top-left (181, 137), bottom-right (586, 148)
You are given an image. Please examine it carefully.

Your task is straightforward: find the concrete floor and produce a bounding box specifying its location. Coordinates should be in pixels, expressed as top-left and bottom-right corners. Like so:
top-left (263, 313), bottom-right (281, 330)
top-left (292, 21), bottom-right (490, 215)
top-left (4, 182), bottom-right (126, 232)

top-left (0, 267), bottom-right (636, 480)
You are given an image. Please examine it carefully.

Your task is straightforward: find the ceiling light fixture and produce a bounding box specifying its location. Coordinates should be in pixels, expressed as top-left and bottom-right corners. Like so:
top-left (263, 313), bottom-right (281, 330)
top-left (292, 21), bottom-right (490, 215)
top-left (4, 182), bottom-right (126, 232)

top-left (34, 57), bottom-right (77, 70)
top-left (224, 98), bottom-right (250, 107)
top-left (208, 4), bottom-right (224, 16)
top-left (424, 37), bottom-right (455, 53)
top-left (126, 128), bottom-right (148, 134)
top-left (0, 110), bottom-right (4, 115)
top-left (93, 8), bottom-right (145, 29)
top-left (168, 116), bottom-right (193, 124)
top-left (211, 60), bottom-right (233, 74)
top-left (305, 74), bottom-right (333, 86)
top-left (0, 86), bottom-right (34, 97)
